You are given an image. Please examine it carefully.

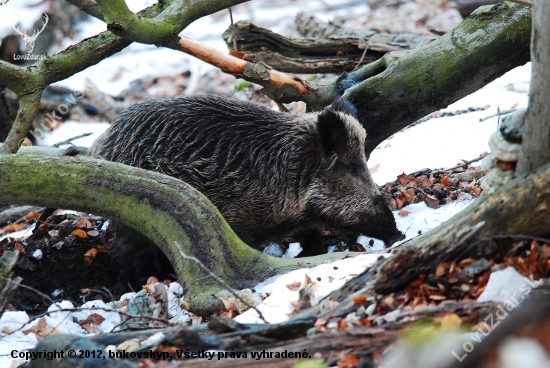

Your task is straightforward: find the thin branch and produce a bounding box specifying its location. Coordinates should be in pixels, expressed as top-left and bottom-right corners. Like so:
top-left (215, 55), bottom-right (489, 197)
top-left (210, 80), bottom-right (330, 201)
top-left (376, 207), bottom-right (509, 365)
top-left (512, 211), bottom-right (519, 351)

top-left (0, 89), bottom-right (42, 154)
top-left (167, 36), bottom-right (314, 96)
top-left (65, 0), bottom-right (104, 20)
top-left (97, 0), bottom-right (249, 45)
top-left (431, 152), bottom-right (490, 175)
top-left (52, 132), bottom-right (93, 147)
top-left (174, 241), bottom-right (268, 323)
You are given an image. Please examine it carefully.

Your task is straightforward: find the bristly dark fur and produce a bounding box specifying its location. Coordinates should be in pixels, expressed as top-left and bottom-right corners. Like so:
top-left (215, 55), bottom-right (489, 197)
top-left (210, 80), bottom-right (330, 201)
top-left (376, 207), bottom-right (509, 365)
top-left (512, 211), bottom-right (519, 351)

top-left (90, 94), bottom-right (402, 256)
top-left (329, 98), bottom-right (357, 118)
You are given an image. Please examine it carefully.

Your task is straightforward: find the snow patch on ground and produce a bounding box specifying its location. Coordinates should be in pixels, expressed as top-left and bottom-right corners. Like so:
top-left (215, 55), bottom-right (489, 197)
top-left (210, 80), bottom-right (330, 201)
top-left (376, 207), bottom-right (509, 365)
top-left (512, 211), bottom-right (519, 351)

top-left (234, 253), bottom-right (389, 324)
top-left (478, 267), bottom-right (539, 303)
top-left (37, 121), bottom-right (110, 148)
top-left (0, 282), bottom-right (190, 367)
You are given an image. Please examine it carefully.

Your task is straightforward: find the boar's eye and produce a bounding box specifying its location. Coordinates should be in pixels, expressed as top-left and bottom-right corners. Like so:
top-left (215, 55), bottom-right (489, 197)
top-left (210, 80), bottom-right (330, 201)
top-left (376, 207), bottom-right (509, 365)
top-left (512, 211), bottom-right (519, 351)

top-left (350, 166), bottom-right (358, 176)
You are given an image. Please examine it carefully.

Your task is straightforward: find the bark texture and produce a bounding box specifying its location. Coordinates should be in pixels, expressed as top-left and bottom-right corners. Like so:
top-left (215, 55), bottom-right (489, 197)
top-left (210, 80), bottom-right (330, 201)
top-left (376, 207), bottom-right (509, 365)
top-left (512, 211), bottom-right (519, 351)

top-left (516, 0), bottom-right (550, 174)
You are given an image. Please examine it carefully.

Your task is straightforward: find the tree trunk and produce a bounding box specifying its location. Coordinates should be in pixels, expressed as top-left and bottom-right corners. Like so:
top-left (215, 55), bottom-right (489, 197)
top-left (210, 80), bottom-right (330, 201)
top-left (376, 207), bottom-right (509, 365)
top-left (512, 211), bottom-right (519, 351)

top-left (516, 0), bottom-right (550, 175)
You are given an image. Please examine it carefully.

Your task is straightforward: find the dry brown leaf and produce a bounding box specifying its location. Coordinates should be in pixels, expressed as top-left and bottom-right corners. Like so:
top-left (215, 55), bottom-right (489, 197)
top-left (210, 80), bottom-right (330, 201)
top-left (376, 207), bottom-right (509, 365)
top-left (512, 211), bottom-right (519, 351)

top-left (41, 327), bottom-right (59, 336)
top-left (401, 189), bottom-right (414, 204)
top-left (314, 318), bottom-right (326, 329)
top-left (337, 354), bottom-right (359, 368)
top-left (286, 282), bottom-right (301, 291)
top-left (352, 295), bottom-right (368, 304)
top-left (23, 317), bottom-right (47, 335)
top-left (350, 243), bottom-right (366, 252)
top-left (417, 175), bottom-right (432, 188)
top-left (220, 296), bottom-right (237, 318)
top-left (398, 209), bottom-right (410, 217)
top-left (5, 223), bottom-right (23, 233)
top-left (84, 248), bottom-right (98, 265)
top-left (220, 297), bottom-right (235, 311)
top-left (75, 219), bottom-right (93, 229)
top-left (25, 211), bottom-right (41, 220)
top-left (2, 326), bottom-right (9, 334)
top-left (147, 276), bottom-right (159, 285)
top-left (471, 186), bottom-right (482, 196)
top-left (14, 242), bottom-right (25, 253)
top-left (82, 313), bottom-right (105, 326)
top-left (337, 319), bottom-right (348, 330)
top-left (369, 163), bottom-right (380, 174)
top-left (304, 274), bottom-right (312, 286)
top-left (72, 229), bottom-right (89, 239)
top-left (435, 262), bottom-right (450, 277)
top-left (79, 289), bottom-right (91, 298)
top-left (82, 324), bottom-right (101, 334)
top-left (424, 194), bottom-right (440, 209)
top-left (21, 138), bottom-right (32, 146)
top-left (360, 318), bottom-right (371, 327)
top-left (395, 196), bottom-right (405, 209)
top-left (383, 295), bottom-right (395, 307)
top-left (397, 173), bottom-right (412, 186)
top-left (440, 176), bottom-right (450, 186)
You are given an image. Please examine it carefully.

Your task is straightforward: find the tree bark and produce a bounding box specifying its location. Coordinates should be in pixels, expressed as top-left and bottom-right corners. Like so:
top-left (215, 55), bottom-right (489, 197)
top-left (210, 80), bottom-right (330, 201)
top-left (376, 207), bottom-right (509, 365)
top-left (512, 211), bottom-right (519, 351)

top-left (516, 0), bottom-right (550, 175)
top-left (222, 20), bottom-right (436, 74)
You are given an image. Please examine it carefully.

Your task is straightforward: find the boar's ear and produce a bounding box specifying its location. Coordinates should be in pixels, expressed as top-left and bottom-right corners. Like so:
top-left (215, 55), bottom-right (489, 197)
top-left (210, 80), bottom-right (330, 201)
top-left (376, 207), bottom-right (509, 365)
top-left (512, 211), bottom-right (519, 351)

top-left (317, 99), bottom-right (355, 156)
top-left (330, 98), bottom-right (358, 118)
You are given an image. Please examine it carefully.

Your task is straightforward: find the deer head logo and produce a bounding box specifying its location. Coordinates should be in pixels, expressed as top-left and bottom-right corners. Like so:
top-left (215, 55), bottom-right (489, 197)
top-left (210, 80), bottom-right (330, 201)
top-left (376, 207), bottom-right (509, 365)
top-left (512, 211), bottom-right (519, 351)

top-left (13, 14), bottom-right (49, 54)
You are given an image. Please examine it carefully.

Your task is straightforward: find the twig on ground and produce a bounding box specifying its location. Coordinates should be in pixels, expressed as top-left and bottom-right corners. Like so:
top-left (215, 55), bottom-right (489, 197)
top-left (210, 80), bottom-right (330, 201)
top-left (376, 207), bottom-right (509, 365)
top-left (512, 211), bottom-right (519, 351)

top-left (174, 241), bottom-right (268, 323)
top-left (353, 45), bottom-right (368, 71)
top-left (431, 152), bottom-right (490, 175)
top-left (52, 132), bottom-right (93, 147)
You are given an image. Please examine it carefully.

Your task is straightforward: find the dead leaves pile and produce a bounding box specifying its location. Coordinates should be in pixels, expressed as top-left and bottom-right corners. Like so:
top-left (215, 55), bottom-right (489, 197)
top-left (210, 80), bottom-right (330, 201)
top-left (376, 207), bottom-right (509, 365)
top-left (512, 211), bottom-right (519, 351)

top-left (381, 164), bottom-right (484, 211)
top-left (369, 239), bottom-right (550, 320)
top-left (0, 209), bottom-right (112, 269)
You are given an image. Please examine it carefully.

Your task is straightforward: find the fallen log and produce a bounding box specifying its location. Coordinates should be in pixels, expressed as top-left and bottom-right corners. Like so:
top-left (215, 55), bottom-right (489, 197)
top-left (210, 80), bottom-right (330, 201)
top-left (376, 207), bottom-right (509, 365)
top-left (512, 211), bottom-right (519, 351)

top-left (222, 20), bottom-right (436, 74)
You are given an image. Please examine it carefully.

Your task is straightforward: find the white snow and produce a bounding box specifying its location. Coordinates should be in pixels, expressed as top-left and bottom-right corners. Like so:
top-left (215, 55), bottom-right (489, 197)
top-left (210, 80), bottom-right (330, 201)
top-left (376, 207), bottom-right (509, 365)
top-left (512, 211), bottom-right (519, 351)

top-left (234, 253), bottom-right (390, 324)
top-left (499, 338), bottom-right (550, 368)
top-left (37, 121), bottom-right (110, 148)
top-left (478, 267), bottom-right (540, 303)
top-left (31, 249), bottom-right (42, 260)
top-left (0, 223), bottom-right (35, 242)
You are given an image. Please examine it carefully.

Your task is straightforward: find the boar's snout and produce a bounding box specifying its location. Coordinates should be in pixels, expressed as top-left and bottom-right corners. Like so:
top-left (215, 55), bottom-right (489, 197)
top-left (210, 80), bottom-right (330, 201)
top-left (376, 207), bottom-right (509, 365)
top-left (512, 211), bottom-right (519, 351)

top-left (357, 195), bottom-right (405, 246)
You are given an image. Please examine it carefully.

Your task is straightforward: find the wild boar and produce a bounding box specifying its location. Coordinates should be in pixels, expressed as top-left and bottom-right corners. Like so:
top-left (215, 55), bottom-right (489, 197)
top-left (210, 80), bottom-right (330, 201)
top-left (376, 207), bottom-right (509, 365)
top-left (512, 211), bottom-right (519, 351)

top-left (89, 94), bottom-right (403, 256)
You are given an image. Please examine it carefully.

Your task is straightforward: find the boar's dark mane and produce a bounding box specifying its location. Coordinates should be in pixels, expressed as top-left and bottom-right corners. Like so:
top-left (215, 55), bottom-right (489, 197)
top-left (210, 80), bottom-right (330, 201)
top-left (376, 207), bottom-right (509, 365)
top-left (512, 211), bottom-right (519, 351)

top-left (90, 94), bottom-right (402, 255)
top-left (90, 94), bottom-right (327, 247)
